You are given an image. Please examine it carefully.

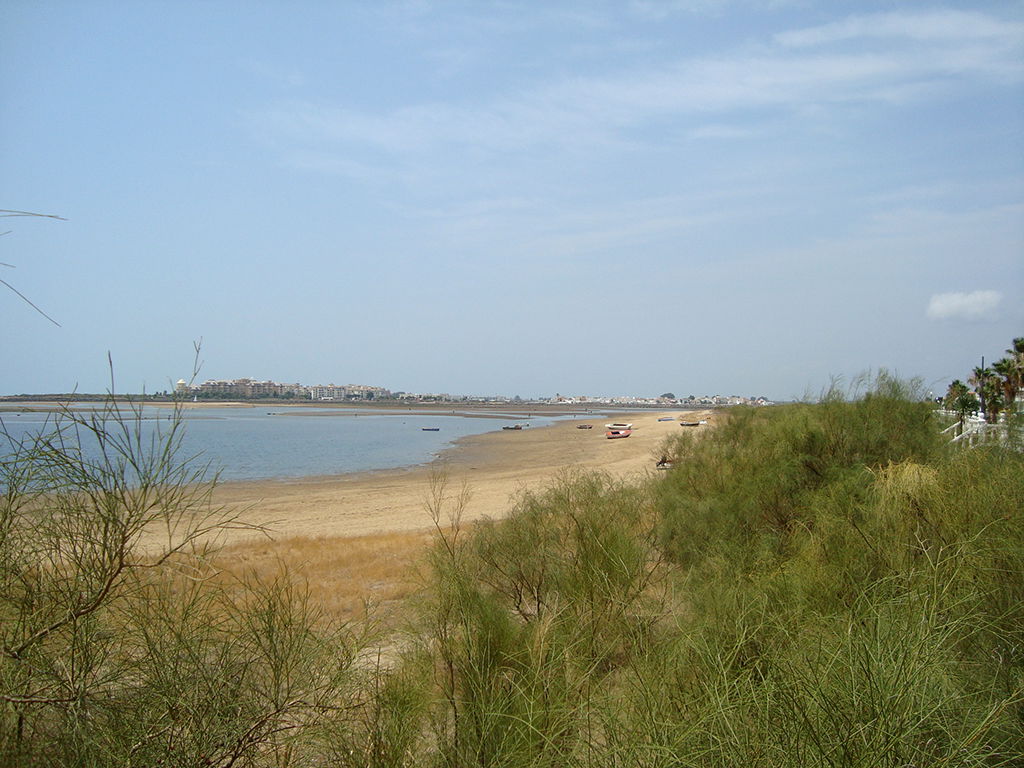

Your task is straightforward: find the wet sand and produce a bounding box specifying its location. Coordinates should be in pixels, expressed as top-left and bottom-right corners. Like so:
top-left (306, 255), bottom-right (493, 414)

top-left (199, 410), bottom-right (714, 546)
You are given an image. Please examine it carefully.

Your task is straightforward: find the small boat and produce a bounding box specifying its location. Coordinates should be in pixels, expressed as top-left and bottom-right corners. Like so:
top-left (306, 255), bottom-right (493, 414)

top-left (680, 421), bottom-right (701, 427)
top-left (502, 424), bottom-right (523, 430)
top-left (606, 429), bottom-right (632, 439)
top-left (657, 417), bottom-right (675, 422)
top-left (422, 427), bottom-right (440, 431)
top-left (576, 424), bottom-right (593, 429)
top-left (656, 459), bottom-right (674, 470)
top-left (605, 422), bottom-right (633, 430)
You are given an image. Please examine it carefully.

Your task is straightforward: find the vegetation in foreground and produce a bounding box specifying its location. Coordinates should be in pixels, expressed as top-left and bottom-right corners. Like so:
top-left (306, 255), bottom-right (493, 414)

top-left (2, 373), bottom-right (1022, 766)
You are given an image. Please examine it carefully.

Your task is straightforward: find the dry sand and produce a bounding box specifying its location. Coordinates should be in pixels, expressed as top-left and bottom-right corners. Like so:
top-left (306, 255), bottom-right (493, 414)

top-left (202, 410), bottom-right (714, 546)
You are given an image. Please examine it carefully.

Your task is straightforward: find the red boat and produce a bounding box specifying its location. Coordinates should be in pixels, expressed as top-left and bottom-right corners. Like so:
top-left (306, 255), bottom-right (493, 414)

top-left (605, 429), bottom-right (632, 439)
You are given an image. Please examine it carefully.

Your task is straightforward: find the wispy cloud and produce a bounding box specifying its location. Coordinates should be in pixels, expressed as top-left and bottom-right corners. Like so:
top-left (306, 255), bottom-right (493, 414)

top-left (926, 290), bottom-right (1003, 321)
top-left (406, 192), bottom-right (731, 267)
top-left (250, 7), bottom-right (1023, 175)
top-left (776, 10), bottom-right (1023, 48)
top-left (629, 0), bottom-right (804, 19)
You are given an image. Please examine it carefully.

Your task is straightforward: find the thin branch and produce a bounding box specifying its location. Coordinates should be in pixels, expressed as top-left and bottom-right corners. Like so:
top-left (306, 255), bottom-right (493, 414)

top-left (3, 552), bottom-right (127, 661)
top-left (2, 209), bottom-right (64, 325)
top-left (0, 277), bottom-right (61, 327)
top-left (0, 692), bottom-right (78, 705)
top-left (0, 209), bottom-right (68, 220)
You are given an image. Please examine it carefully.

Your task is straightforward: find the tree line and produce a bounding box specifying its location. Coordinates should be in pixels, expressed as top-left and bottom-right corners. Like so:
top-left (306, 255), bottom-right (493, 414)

top-left (944, 336), bottom-right (1023, 424)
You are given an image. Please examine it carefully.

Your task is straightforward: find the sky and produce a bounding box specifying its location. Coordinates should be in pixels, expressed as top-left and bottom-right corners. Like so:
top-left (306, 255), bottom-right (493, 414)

top-left (2, 0), bottom-right (1022, 401)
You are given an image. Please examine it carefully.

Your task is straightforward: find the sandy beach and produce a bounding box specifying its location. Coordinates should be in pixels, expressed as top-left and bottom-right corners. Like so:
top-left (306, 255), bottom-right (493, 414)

top-left (201, 409), bottom-right (713, 546)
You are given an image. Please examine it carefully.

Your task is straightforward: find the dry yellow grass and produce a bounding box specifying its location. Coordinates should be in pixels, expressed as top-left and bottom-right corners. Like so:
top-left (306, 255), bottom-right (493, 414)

top-left (212, 529), bottom-right (438, 621)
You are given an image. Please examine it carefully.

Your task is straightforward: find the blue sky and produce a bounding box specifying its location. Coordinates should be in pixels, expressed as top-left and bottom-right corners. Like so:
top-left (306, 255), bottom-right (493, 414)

top-left (2, 1), bottom-right (1022, 400)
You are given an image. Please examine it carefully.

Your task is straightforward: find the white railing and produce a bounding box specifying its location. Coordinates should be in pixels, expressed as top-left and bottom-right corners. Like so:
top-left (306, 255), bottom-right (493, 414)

top-left (938, 412), bottom-right (1020, 449)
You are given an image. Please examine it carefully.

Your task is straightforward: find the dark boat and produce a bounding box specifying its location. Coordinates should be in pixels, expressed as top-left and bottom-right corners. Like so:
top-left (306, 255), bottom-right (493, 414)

top-left (422, 427), bottom-right (440, 431)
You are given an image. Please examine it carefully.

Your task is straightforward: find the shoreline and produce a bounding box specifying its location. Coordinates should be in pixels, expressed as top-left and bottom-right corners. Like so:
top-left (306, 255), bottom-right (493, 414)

top-left (186, 409), bottom-right (714, 548)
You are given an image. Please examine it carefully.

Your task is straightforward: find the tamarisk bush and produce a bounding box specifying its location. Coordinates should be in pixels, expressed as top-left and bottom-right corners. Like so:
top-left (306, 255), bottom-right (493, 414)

top-left (0, 397), bottom-right (359, 766)
top-left (374, 376), bottom-right (1024, 767)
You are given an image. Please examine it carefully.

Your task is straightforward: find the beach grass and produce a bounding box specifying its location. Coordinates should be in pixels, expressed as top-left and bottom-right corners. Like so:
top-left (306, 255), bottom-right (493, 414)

top-left (214, 530), bottom-right (436, 621)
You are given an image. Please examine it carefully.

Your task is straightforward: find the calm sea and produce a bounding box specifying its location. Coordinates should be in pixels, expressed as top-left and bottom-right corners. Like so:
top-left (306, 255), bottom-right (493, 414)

top-left (0, 406), bottom-right (568, 482)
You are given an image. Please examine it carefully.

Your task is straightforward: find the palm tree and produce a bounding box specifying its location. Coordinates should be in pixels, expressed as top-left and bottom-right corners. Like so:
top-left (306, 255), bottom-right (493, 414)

top-left (945, 379), bottom-right (968, 410)
top-left (969, 366), bottom-right (994, 420)
top-left (992, 357), bottom-right (1018, 419)
top-left (942, 380), bottom-right (974, 434)
top-left (982, 377), bottom-right (1004, 422)
top-left (945, 379), bottom-right (978, 431)
top-left (1007, 338), bottom-right (1024, 401)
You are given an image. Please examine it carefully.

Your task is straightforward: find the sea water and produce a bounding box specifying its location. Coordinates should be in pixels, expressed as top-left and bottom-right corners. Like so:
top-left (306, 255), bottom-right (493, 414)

top-left (0, 406), bottom-right (562, 482)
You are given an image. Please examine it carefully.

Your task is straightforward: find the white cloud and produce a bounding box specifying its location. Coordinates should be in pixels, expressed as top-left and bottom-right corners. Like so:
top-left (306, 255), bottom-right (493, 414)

top-left (776, 10), bottom-right (1023, 48)
top-left (250, 8), bottom-right (1023, 172)
top-left (926, 290), bottom-right (1003, 321)
top-left (629, 0), bottom-right (803, 19)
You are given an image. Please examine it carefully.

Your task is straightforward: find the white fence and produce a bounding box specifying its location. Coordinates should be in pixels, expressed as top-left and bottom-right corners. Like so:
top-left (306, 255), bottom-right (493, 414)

top-left (937, 410), bottom-right (1021, 449)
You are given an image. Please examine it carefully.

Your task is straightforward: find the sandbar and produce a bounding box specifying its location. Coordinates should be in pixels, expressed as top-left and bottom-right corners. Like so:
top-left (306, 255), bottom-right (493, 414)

top-left (201, 410), bottom-right (713, 546)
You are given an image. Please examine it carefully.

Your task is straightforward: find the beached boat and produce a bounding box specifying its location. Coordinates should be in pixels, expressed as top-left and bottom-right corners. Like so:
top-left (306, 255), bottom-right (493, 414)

top-left (657, 417), bottom-right (675, 421)
top-left (606, 429), bottom-right (632, 439)
top-left (502, 424), bottom-right (523, 430)
top-left (421, 427), bottom-right (440, 431)
top-left (679, 421), bottom-right (701, 427)
top-left (576, 424), bottom-right (593, 429)
top-left (605, 422), bottom-right (633, 430)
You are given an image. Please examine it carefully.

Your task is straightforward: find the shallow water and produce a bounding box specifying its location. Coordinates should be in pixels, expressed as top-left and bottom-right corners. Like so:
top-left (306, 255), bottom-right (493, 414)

top-left (0, 406), bottom-right (562, 481)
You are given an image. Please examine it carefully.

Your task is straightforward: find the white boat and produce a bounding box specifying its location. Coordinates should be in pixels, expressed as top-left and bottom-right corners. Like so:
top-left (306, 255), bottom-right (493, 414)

top-left (605, 422), bottom-right (633, 430)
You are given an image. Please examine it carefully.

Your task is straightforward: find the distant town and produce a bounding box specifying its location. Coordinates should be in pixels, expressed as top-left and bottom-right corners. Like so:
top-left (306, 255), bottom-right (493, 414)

top-left (0, 377), bottom-right (774, 407)
top-left (164, 377), bottom-right (774, 408)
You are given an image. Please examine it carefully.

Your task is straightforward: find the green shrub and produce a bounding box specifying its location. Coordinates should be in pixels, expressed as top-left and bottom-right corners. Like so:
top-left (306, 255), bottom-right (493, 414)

top-left (0, 398), bottom-right (360, 766)
top-left (407, 380), bottom-right (1023, 766)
